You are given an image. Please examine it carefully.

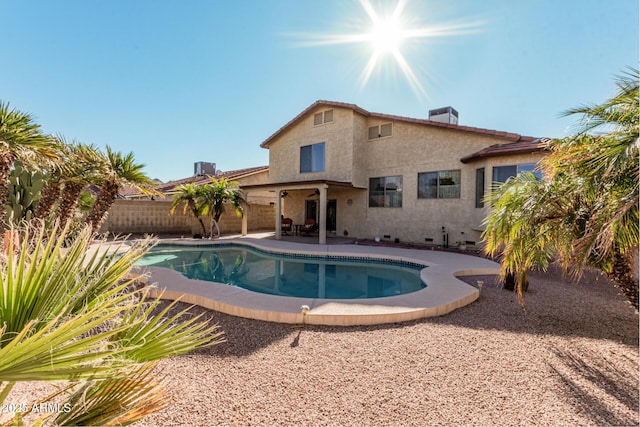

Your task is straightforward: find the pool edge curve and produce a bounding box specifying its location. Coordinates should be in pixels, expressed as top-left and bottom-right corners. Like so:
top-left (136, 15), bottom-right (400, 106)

top-left (132, 238), bottom-right (499, 326)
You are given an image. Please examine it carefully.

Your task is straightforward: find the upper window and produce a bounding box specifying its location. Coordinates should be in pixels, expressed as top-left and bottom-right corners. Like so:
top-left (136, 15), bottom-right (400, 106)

top-left (369, 176), bottom-right (402, 207)
top-left (492, 163), bottom-right (542, 184)
top-left (313, 110), bottom-right (334, 126)
top-left (475, 168), bottom-right (485, 208)
top-left (418, 170), bottom-right (461, 199)
top-left (368, 123), bottom-right (393, 139)
top-left (300, 142), bottom-right (325, 173)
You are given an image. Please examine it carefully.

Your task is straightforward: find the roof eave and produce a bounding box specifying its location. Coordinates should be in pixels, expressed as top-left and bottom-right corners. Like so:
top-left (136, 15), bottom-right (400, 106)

top-left (460, 144), bottom-right (547, 164)
top-left (260, 100), bottom-right (540, 148)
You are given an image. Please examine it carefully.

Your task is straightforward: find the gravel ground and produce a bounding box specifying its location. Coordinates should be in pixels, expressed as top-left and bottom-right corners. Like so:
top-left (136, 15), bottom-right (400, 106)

top-left (4, 265), bottom-right (638, 426)
top-left (135, 265), bottom-right (638, 427)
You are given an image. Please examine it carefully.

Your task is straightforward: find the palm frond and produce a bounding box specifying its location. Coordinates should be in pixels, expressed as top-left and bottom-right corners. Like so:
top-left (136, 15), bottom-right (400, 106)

top-left (50, 364), bottom-right (166, 427)
top-left (113, 291), bottom-right (225, 362)
top-left (0, 222), bottom-right (154, 336)
top-left (0, 101), bottom-right (58, 162)
top-left (485, 68), bottom-right (639, 308)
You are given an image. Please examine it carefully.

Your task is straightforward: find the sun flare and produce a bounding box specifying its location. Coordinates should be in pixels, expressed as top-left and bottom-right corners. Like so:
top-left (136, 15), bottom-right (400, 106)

top-left (288, 0), bottom-right (483, 98)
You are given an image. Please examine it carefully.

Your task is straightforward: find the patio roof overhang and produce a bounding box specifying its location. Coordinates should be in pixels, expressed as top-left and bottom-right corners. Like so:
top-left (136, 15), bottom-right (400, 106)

top-left (240, 180), bottom-right (365, 244)
top-left (240, 179), bottom-right (366, 193)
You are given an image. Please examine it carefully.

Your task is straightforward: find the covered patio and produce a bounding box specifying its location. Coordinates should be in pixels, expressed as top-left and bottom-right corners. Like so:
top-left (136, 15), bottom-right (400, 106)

top-left (240, 180), bottom-right (365, 244)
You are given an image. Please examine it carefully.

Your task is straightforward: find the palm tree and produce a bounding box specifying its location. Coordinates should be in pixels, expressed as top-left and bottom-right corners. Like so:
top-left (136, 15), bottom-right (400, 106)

top-left (32, 136), bottom-right (67, 221)
top-left (199, 177), bottom-right (244, 238)
top-left (482, 171), bottom-right (578, 304)
top-left (483, 68), bottom-right (639, 309)
top-left (0, 101), bottom-right (58, 225)
top-left (0, 222), bottom-right (223, 425)
top-left (54, 141), bottom-right (105, 230)
top-left (170, 182), bottom-right (207, 236)
top-left (87, 146), bottom-right (156, 233)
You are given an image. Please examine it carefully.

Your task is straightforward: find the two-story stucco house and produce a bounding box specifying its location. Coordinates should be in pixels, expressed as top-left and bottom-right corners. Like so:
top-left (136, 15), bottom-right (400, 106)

top-left (241, 100), bottom-right (546, 246)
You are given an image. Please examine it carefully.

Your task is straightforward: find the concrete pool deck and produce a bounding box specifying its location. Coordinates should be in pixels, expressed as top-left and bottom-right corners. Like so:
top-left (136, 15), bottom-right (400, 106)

top-left (127, 233), bottom-right (500, 326)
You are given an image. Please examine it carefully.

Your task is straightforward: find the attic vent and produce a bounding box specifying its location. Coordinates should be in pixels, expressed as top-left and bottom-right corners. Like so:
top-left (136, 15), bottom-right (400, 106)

top-left (368, 122), bottom-right (393, 139)
top-left (324, 109), bottom-right (333, 122)
top-left (314, 109), bottom-right (334, 126)
top-left (380, 123), bottom-right (392, 137)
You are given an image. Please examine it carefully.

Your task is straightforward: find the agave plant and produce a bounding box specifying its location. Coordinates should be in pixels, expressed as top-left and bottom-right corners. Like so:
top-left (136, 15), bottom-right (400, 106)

top-left (0, 222), bottom-right (224, 426)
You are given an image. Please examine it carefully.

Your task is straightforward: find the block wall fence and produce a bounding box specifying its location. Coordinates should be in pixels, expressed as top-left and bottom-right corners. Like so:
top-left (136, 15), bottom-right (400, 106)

top-left (99, 200), bottom-right (275, 236)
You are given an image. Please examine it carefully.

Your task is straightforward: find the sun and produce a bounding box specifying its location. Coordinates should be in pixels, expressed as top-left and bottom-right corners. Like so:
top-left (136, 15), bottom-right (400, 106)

top-left (287, 0), bottom-right (482, 98)
top-left (368, 16), bottom-right (405, 55)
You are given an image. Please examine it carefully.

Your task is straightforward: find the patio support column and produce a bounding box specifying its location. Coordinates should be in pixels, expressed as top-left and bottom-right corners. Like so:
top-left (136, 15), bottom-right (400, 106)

top-left (275, 188), bottom-right (282, 240)
top-left (241, 192), bottom-right (249, 236)
top-left (318, 185), bottom-right (327, 245)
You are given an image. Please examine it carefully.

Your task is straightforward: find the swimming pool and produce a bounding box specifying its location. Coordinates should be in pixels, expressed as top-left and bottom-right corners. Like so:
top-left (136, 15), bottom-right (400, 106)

top-left (136, 245), bottom-right (426, 299)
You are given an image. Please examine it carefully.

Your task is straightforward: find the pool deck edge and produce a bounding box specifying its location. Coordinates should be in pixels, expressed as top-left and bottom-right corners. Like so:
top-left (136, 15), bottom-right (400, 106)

top-left (129, 236), bottom-right (499, 326)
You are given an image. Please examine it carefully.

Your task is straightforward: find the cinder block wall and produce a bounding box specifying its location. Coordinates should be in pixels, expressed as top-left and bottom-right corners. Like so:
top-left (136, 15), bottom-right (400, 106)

top-left (100, 200), bottom-right (275, 236)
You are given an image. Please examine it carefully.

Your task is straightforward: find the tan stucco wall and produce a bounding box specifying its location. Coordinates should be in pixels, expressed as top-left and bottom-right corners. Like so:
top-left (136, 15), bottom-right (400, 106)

top-left (235, 170), bottom-right (273, 205)
top-left (100, 200), bottom-right (275, 236)
top-left (268, 107), bottom-right (356, 184)
top-left (263, 105), bottom-right (545, 247)
top-left (235, 169), bottom-right (269, 186)
top-left (351, 114), bottom-right (369, 188)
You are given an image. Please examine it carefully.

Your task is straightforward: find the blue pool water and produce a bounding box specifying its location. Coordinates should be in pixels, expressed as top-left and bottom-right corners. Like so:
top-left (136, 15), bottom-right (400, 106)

top-left (136, 245), bottom-right (426, 299)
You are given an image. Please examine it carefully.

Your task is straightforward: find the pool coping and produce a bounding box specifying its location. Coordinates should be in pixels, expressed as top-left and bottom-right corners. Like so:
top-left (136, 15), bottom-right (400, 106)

top-left (129, 237), bottom-right (500, 326)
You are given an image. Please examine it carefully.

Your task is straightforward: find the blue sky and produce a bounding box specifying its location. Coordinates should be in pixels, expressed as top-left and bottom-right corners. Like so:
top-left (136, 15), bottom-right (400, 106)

top-left (2, 0), bottom-right (638, 182)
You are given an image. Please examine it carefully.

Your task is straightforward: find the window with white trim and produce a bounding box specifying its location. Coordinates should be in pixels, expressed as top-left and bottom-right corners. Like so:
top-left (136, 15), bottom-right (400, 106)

top-left (368, 122), bottom-right (393, 139)
top-left (313, 109), bottom-right (334, 126)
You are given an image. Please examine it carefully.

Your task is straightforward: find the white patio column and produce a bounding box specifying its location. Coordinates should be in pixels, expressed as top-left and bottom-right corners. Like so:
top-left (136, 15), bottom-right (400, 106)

top-left (241, 209), bottom-right (248, 236)
top-left (318, 186), bottom-right (327, 245)
top-left (275, 189), bottom-right (282, 240)
top-left (241, 193), bottom-right (249, 236)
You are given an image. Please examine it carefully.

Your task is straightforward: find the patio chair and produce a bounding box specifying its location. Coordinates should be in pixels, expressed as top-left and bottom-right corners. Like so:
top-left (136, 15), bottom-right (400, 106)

top-left (281, 217), bottom-right (293, 235)
top-left (301, 218), bottom-right (318, 235)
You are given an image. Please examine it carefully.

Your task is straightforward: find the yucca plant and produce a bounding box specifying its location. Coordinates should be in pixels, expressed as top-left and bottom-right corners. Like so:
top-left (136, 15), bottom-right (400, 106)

top-left (0, 222), bottom-right (224, 426)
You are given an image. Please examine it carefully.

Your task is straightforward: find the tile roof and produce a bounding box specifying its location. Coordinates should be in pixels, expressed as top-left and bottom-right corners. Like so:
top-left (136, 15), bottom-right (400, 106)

top-left (120, 165), bottom-right (269, 197)
top-left (460, 138), bottom-right (549, 163)
top-left (260, 100), bottom-right (539, 148)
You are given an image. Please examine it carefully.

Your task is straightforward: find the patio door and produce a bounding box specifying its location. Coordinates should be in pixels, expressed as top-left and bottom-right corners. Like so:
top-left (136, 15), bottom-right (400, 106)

top-left (326, 200), bottom-right (336, 233)
top-left (305, 200), bottom-right (317, 222)
top-left (306, 198), bottom-right (336, 232)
